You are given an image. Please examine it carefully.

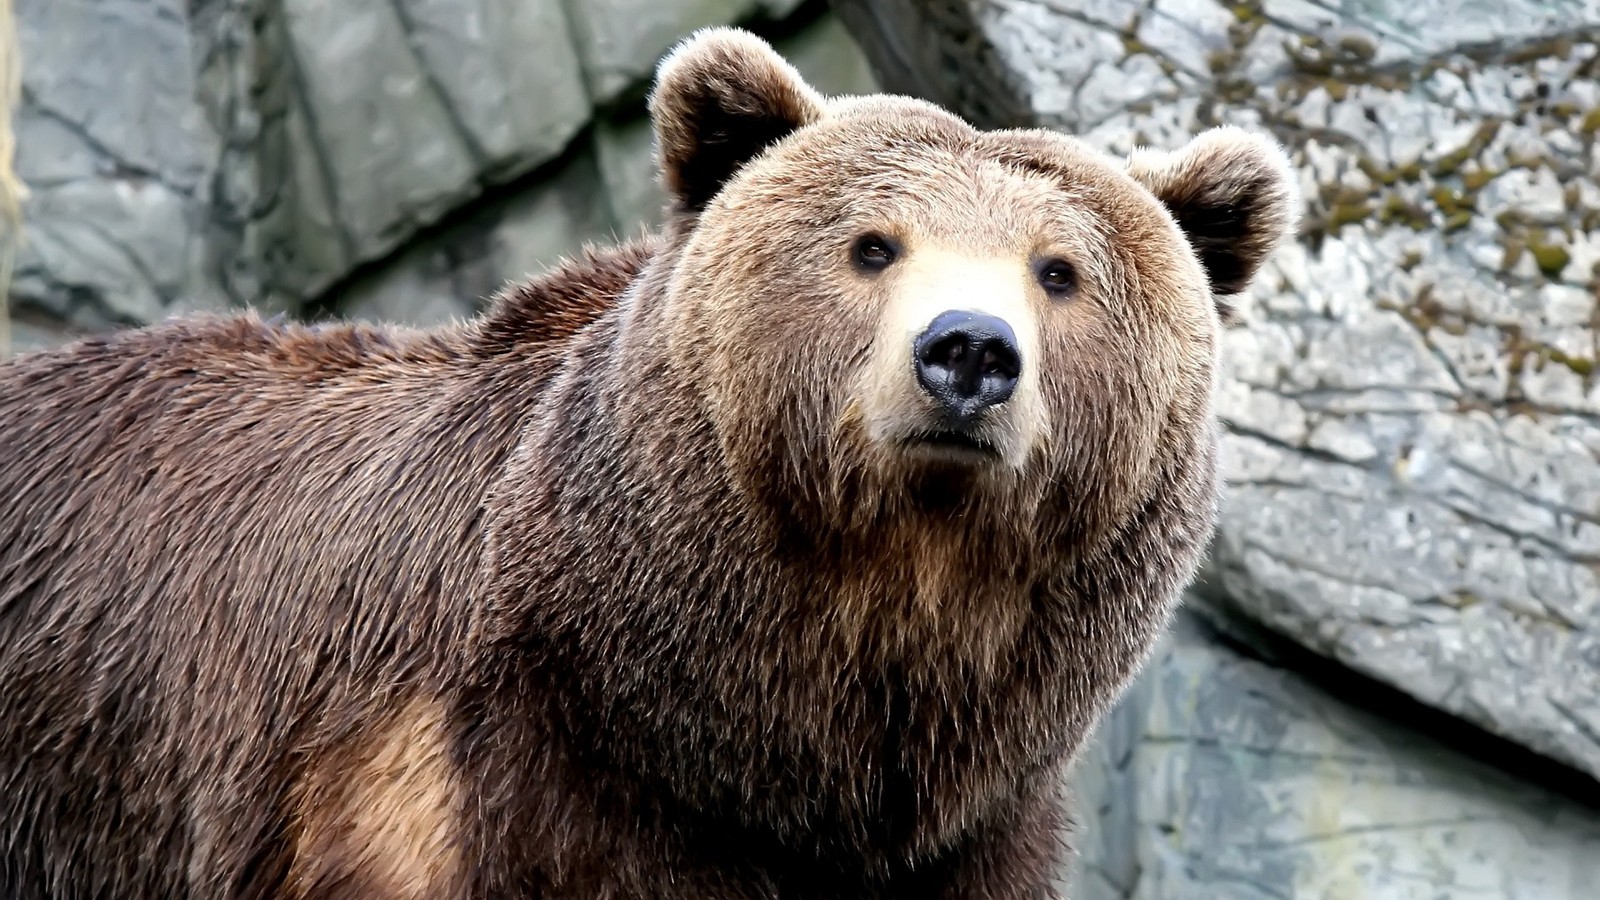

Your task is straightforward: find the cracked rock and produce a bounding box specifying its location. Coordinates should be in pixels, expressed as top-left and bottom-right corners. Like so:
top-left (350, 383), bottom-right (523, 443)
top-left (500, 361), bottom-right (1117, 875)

top-left (8, 0), bottom-right (598, 334)
top-left (9, 0), bottom-right (223, 330)
top-left (1062, 610), bottom-right (1600, 899)
top-left (256, 0), bottom-right (592, 302)
top-left (837, 0), bottom-right (1600, 788)
top-left (326, 9), bottom-right (880, 327)
top-left (334, 149), bottom-right (617, 327)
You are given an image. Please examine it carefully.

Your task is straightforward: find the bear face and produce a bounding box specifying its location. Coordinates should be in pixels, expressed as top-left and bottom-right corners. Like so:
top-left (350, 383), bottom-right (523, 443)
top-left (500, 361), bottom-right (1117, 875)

top-left (646, 29), bottom-right (1297, 550)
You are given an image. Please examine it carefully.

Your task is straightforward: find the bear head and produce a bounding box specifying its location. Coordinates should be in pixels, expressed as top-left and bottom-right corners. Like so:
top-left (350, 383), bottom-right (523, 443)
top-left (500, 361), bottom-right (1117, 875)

top-left (643, 28), bottom-right (1298, 552)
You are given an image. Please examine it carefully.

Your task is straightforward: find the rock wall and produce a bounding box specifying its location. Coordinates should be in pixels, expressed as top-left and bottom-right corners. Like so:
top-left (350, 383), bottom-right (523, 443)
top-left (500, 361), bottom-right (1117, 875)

top-left (1, 0), bottom-right (877, 351)
top-left (1063, 609), bottom-right (1600, 899)
top-left (835, 0), bottom-right (1600, 895)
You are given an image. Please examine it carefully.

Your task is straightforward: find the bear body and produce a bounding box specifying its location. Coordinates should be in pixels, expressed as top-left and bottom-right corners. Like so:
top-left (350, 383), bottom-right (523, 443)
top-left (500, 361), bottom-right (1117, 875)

top-left (0, 29), bottom-right (1296, 899)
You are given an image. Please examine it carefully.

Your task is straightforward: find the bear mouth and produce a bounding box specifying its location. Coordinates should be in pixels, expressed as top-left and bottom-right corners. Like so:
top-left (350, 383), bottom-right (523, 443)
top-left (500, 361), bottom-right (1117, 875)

top-left (902, 429), bottom-right (1001, 459)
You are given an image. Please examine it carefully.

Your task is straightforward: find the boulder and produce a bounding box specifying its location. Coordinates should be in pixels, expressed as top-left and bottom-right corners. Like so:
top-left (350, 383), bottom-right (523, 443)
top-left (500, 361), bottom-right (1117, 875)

top-left (9, 0), bottom-right (220, 329)
top-left (208, 0), bottom-right (592, 309)
top-left (335, 149), bottom-right (616, 327)
top-left (1064, 610), bottom-right (1600, 898)
top-left (8, 0), bottom-right (595, 331)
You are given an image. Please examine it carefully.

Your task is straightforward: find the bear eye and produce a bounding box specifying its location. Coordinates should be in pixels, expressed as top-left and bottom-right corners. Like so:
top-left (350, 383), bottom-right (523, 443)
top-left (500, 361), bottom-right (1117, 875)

top-left (853, 234), bottom-right (898, 271)
top-left (1036, 258), bottom-right (1077, 296)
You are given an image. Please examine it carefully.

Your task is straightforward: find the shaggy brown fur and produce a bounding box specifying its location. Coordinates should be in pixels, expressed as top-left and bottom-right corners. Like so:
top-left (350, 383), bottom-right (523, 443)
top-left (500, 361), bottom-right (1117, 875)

top-left (0, 28), bottom-right (1296, 899)
top-left (0, 236), bottom-right (651, 900)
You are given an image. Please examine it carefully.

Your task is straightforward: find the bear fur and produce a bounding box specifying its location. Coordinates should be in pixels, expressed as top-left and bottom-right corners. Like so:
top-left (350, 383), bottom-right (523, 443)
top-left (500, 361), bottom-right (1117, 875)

top-left (0, 28), bottom-right (1297, 899)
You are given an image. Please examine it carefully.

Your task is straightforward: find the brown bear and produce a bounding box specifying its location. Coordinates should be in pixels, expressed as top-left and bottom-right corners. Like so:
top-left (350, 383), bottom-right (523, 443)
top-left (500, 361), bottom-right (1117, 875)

top-left (0, 27), bottom-right (1297, 900)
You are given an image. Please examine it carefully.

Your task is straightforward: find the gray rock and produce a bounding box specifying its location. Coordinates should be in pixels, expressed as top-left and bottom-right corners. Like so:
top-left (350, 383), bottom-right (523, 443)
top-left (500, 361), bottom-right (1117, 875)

top-left (11, 0), bottom-right (596, 328)
top-left (565, 0), bottom-right (765, 104)
top-left (595, 114), bottom-right (666, 235)
top-left (773, 11), bottom-right (881, 98)
top-left (1062, 611), bottom-right (1600, 899)
top-left (841, 0), bottom-right (1600, 784)
top-left (829, 0), bottom-right (1036, 128)
top-left (16, 0), bottom-right (210, 191)
top-left (269, 0), bottom-right (587, 287)
top-left (335, 149), bottom-right (617, 326)
top-left (759, 0), bottom-right (812, 19)
top-left (9, 0), bottom-right (222, 328)
top-left (2, 306), bottom-right (78, 355)
top-left (397, 0), bottom-right (590, 178)
top-left (493, 150), bottom-right (620, 279)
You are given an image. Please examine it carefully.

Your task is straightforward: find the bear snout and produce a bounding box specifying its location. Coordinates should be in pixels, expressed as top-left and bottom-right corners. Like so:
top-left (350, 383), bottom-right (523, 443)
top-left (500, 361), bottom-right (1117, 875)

top-left (913, 310), bottom-right (1021, 425)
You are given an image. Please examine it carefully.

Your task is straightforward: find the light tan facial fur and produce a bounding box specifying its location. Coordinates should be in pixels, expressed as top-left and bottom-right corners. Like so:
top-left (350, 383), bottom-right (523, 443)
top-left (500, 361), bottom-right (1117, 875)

top-left (856, 247), bottom-right (1045, 469)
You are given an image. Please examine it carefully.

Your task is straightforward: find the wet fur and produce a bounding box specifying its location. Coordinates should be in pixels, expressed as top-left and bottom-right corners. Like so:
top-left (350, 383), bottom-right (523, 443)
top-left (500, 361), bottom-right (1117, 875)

top-left (0, 239), bottom-right (654, 899)
top-left (0, 28), bottom-right (1295, 900)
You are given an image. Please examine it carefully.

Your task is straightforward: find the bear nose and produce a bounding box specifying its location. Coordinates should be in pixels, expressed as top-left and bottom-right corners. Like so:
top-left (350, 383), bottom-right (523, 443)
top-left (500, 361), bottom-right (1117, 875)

top-left (913, 310), bottom-right (1022, 424)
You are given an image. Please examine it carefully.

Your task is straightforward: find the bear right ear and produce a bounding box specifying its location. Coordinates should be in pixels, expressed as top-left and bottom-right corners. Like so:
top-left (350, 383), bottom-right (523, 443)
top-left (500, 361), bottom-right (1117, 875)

top-left (1125, 126), bottom-right (1300, 323)
top-left (648, 28), bottom-right (825, 214)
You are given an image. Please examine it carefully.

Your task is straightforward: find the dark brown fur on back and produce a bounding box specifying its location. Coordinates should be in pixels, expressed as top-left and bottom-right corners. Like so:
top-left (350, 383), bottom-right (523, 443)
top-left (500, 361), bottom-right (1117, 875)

top-left (0, 238), bottom-right (653, 899)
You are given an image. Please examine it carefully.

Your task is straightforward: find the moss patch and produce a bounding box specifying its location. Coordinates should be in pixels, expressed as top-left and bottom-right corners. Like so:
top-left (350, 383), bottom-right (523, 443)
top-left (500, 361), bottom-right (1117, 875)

top-left (1529, 240), bottom-right (1571, 279)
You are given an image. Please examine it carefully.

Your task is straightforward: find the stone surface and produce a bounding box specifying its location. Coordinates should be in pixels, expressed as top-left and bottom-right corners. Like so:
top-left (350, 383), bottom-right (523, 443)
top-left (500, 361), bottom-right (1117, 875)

top-left (8, 0), bottom-right (597, 331)
top-left (336, 148), bottom-right (618, 327)
top-left (1061, 610), bottom-right (1600, 899)
top-left (595, 114), bottom-right (668, 234)
top-left (249, 0), bottom-right (592, 305)
top-left (830, 0), bottom-right (1035, 128)
top-left (775, 10), bottom-right (882, 97)
top-left (9, 0), bottom-right (222, 329)
top-left (3, 307), bottom-right (76, 353)
top-left (841, 0), bottom-right (1600, 784)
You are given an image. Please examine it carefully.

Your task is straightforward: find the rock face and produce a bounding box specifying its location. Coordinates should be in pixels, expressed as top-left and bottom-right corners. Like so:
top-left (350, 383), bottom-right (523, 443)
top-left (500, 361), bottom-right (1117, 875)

top-left (10, 0), bottom-right (217, 330)
top-left (837, 0), bottom-right (1600, 787)
top-left (1063, 609), bottom-right (1600, 900)
top-left (4, 0), bottom-right (879, 343)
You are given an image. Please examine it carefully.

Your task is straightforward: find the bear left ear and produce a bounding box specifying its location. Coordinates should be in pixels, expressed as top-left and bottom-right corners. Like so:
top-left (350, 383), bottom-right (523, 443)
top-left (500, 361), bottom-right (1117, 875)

top-left (648, 27), bottom-right (826, 214)
top-left (1125, 126), bottom-right (1300, 322)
